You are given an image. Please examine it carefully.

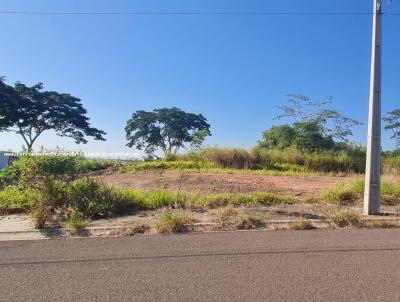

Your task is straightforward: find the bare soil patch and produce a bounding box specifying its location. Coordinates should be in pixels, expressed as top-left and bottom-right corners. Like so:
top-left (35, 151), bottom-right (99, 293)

top-left (95, 171), bottom-right (352, 198)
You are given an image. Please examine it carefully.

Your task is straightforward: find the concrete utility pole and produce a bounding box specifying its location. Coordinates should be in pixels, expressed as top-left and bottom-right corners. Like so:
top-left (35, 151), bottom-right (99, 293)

top-left (364, 0), bottom-right (382, 215)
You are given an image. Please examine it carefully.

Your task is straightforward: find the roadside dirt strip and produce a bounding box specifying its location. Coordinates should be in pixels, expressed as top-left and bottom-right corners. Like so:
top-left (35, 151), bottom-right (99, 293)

top-left (95, 171), bottom-right (351, 197)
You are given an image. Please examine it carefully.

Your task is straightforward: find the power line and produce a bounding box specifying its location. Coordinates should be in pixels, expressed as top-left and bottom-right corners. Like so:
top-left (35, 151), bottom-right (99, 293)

top-left (0, 10), bottom-right (399, 16)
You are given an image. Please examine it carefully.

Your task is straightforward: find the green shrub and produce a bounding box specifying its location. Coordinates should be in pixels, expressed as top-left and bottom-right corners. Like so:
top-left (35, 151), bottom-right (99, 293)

top-left (18, 155), bottom-right (82, 183)
top-left (0, 155), bottom-right (118, 186)
top-left (68, 178), bottom-right (128, 219)
top-left (77, 158), bottom-right (119, 173)
top-left (0, 185), bottom-right (35, 212)
top-left (66, 213), bottom-right (87, 231)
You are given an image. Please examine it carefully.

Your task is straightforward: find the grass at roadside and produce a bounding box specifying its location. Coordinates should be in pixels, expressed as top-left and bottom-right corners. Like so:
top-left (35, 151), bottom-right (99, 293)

top-left (120, 160), bottom-right (315, 176)
top-left (317, 179), bottom-right (400, 205)
top-left (329, 210), bottom-right (361, 227)
top-left (119, 160), bottom-right (358, 177)
top-left (288, 219), bottom-right (315, 230)
top-left (156, 210), bottom-right (197, 234)
top-left (0, 178), bottom-right (295, 221)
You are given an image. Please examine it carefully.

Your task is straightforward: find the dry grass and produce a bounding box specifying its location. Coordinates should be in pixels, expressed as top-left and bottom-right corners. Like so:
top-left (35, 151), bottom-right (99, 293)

top-left (210, 208), bottom-right (266, 230)
top-left (120, 223), bottom-right (148, 236)
top-left (362, 219), bottom-right (400, 229)
top-left (236, 214), bottom-right (266, 230)
top-left (29, 205), bottom-right (49, 229)
top-left (288, 219), bottom-right (315, 230)
top-left (156, 210), bottom-right (197, 234)
top-left (329, 210), bottom-right (361, 227)
top-left (209, 206), bottom-right (239, 229)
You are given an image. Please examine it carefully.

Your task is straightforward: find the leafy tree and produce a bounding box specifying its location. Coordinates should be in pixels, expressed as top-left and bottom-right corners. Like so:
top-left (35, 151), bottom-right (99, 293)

top-left (384, 109), bottom-right (400, 148)
top-left (292, 120), bottom-right (335, 151)
top-left (258, 125), bottom-right (296, 150)
top-left (276, 93), bottom-right (363, 142)
top-left (0, 78), bottom-right (106, 150)
top-left (125, 107), bottom-right (211, 158)
top-left (189, 129), bottom-right (209, 152)
top-left (258, 120), bottom-right (334, 152)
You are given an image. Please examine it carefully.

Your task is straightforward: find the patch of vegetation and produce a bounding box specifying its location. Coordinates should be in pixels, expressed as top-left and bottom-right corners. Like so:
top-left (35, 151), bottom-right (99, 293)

top-left (0, 185), bottom-right (35, 213)
top-left (319, 183), bottom-right (362, 205)
top-left (121, 160), bottom-right (211, 173)
top-left (210, 209), bottom-right (266, 230)
top-left (329, 210), bottom-right (360, 228)
top-left (122, 147), bottom-right (368, 175)
top-left (197, 192), bottom-right (294, 208)
top-left (210, 206), bottom-right (238, 229)
top-left (0, 155), bottom-right (118, 185)
top-left (0, 177), bottom-right (296, 220)
top-left (382, 153), bottom-right (400, 175)
top-left (156, 210), bottom-right (197, 234)
top-left (363, 219), bottom-right (399, 229)
top-left (66, 214), bottom-right (87, 235)
top-left (288, 219), bottom-right (315, 230)
top-left (29, 204), bottom-right (49, 229)
top-left (319, 180), bottom-right (400, 206)
top-left (236, 214), bottom-right (266, 230)
top-left (67, 178), bottom-right (132, 219)
top-left (121, 224), bottom-right (148, 236)
top-left (203, 148), bottom-right (253, 169)
top-left (381, 182), bottom-right (400, 205)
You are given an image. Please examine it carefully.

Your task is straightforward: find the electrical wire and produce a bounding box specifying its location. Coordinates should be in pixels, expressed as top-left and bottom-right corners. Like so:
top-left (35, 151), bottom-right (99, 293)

top-left (0, 10), bottom-right (398, 16)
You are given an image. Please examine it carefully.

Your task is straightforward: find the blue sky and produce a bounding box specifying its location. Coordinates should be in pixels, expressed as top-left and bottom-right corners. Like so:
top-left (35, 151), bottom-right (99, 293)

top-left (1, 0), bottom-right (400, 155)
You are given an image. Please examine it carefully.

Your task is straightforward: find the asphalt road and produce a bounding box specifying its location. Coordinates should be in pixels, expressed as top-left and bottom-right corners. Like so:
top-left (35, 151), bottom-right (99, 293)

top-left (1, 229), bottom-right (400, 302)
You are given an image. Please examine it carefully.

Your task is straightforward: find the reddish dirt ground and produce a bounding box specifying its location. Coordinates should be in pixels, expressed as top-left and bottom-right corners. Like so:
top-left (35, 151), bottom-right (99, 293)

top-left (95, 171), bottom-right (351, 197)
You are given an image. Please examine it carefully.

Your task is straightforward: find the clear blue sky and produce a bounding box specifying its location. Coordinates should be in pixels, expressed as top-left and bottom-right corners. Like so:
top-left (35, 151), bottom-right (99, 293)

top-left (1, 0), bottom-right (400, 155)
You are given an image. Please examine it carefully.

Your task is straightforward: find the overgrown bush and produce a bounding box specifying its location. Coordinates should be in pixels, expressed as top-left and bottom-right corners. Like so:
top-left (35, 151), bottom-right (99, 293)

top-left (0, 185), bottom-right (35, 213)
top-left (202, 148), bottom-right (253, 169)
top-left (67, 178), bottom-right (136, 219)
top-left (0, 155), bottom-right (118, 185)
top-left (252, 148), bottom-right (365, 173)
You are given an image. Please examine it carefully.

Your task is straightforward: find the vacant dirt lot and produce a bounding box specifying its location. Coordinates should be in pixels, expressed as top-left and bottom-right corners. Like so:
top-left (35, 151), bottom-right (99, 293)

top-left (95, 171), bottom-right (352, 197)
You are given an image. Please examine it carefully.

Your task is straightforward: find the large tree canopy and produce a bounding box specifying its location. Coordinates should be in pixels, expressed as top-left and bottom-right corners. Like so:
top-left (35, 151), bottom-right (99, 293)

top-left (275, 93), bottom-right (363, 142)
top-left (0, 78), bottom-right (106, 150)
top-left (125, 107), bottom-right (211, 158)
top-left (384, 109), bottom-right (400, 148)
top-left (258, 120), bottom-right (335, 152)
